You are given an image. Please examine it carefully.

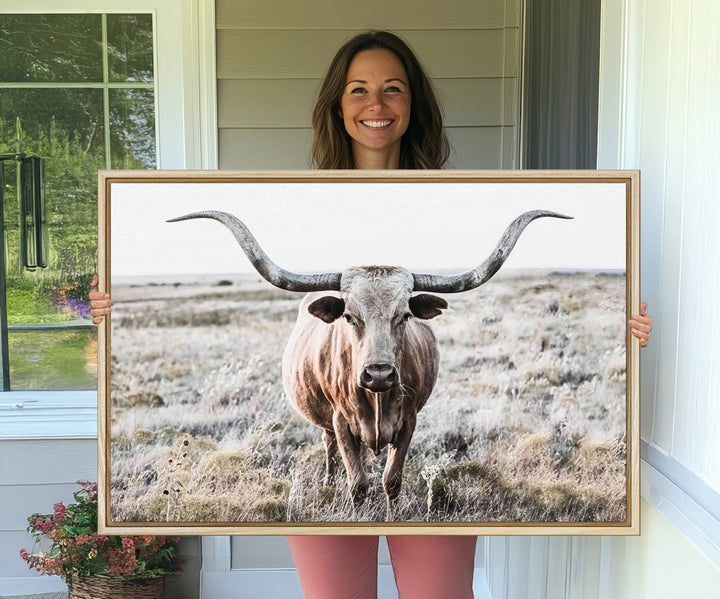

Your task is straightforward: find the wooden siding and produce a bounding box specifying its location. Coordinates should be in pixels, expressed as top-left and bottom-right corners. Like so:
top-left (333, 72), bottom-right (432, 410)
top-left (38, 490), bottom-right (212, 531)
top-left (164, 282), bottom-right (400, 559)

top-left (219, 126), bottom-right (514, 170)
top-left (218, 78), bottom-right (517, 128)
top-left (216, 0), bottom-right (522, 170)
top-left (217, 0), bottom-right (517, 30)
top-left (218, 30), bottom-right (513, 79)
top-left (219, 128), bottom-right (312, 169)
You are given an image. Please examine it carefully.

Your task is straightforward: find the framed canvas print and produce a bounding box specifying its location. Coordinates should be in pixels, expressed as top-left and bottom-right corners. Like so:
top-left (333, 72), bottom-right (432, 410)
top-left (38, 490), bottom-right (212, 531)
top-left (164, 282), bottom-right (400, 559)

top-left (97, 170), bottom-right (640, 535)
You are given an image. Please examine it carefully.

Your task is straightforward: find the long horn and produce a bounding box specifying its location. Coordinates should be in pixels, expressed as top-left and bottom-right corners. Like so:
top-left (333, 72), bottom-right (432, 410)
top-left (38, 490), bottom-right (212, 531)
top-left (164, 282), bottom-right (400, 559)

top-left (412, 210), bottom-right (573, 293)
top-left (167, 211), bottom-right (342, 292)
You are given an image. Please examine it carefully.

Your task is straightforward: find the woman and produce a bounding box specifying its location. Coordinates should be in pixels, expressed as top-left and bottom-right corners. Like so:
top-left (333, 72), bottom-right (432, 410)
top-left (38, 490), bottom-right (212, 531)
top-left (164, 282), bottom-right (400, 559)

top-left (90, 31), bottom-right (653, 599)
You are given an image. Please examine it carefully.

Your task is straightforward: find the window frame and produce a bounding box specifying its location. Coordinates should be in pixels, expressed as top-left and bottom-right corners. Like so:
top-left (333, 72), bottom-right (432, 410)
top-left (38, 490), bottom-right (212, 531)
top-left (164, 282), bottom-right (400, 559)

top-left (0, 0), bottom-right (217, 440)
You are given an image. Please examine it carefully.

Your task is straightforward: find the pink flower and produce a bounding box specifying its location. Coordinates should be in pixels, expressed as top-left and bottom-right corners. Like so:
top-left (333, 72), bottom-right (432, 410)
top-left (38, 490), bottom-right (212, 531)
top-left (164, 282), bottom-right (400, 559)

top-left (121, 537), bottom-right (135, 549)
top-left (107, 548), bottom-right (137, 576)
top-left (43, 556), bottom-right (64, 576)
top-left (19, 548), bottom-right (29, 562)
top-left (75, 534), bottom-right (91, 545)
top-left (34, 518), bottom-right (54, 534)
top-left (53, 502), bottom-right (66, 522)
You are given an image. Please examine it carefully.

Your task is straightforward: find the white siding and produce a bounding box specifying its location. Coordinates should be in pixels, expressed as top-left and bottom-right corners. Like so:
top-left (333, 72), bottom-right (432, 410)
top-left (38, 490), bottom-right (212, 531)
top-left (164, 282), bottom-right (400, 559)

top-left (602, 0), bottom-right (720, 488)
top-left (670, 3), bottom-right (720, 481)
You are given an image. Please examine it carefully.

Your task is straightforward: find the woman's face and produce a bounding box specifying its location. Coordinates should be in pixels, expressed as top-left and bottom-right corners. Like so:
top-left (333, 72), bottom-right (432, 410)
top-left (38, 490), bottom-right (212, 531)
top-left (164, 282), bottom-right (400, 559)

top-left (340, 49), bottom-right (411, 166)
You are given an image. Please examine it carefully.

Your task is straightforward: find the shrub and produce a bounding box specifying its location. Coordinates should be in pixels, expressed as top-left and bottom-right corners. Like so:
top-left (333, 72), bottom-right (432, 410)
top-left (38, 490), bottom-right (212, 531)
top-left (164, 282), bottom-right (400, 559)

top-left (20, 481), bottom-right (182, 584)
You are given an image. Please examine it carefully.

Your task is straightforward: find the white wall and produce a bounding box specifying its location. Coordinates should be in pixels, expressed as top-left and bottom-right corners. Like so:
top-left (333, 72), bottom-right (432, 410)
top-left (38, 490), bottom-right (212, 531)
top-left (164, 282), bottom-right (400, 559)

top-left (486, 0), bottom-right (720, 596)
top-left (599, 502), bottom-right (720, 599)
top-left (601, 0), bottom-right (720, 491)
top-left (594, 0), bottom-right (720, 591)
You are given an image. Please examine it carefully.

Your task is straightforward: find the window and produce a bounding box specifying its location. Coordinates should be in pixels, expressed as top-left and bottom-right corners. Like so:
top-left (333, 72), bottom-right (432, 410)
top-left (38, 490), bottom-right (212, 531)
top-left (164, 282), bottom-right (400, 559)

top-left (0, 13), bottom-right (156, 390)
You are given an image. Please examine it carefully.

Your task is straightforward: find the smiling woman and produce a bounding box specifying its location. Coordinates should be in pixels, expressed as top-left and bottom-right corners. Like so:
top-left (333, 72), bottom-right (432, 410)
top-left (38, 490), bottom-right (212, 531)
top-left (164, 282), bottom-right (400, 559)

top-left (340, 49), bottom-right (412, 169)
top-left (311, 30), bottom-right (448, 170)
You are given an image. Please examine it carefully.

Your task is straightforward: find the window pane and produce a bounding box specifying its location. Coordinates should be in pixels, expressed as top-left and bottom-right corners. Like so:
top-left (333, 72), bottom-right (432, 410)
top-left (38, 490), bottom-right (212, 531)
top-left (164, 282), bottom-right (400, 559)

top-left (0, 89), bottom-right (106, 162)
top-left (0, 14), bottom-right (103, 82)
top-left (8, 329), bottom-right (97, 390)
top-left (107, 14), bottom-right (154, 83)
top-left (1, 88), bottom-right (104, 287)
top-left (1, 89), bottom-right (103, 390)
top-left (110, 89), bottom-right (157, 169)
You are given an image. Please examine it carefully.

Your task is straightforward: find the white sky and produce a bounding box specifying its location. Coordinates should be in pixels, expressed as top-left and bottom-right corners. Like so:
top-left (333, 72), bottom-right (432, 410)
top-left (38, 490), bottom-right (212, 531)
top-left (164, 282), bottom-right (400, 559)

top-left (110, 181), bottom-right (627, 277)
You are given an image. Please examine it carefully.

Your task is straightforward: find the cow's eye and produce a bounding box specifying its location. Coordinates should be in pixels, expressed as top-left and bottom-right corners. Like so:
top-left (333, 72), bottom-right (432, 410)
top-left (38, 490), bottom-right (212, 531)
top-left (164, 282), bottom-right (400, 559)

top-left (403, 312), bottom-right (413, 322)
top-left (344, 314), bottom-right (355, 326)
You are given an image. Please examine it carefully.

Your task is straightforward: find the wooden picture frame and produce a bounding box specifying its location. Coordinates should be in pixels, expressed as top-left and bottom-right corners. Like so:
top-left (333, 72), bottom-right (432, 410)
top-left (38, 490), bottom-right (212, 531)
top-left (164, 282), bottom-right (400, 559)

top-left (98, 170), bottom-right (640, 535)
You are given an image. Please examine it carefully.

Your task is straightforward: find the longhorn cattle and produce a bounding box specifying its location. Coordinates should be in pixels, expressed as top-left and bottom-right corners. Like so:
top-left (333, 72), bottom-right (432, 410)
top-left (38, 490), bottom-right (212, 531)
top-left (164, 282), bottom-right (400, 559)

top-left (169, 209), bottom-right (571, 517)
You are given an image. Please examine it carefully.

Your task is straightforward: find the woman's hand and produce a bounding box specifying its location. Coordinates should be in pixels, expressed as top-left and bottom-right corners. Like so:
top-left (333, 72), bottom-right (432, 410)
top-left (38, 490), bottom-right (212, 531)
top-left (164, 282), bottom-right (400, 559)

top-left (89, 274), bottom-right (113, 324)
top-left (628, 301), bottom-right (652, 348)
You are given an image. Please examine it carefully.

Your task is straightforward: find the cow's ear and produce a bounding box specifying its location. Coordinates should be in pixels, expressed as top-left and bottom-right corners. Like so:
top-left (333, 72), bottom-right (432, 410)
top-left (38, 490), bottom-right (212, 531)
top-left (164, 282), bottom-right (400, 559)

top-left (308, 296), bottom-right (345, 323)
top-left (409, 294), bottom-right (448, 320)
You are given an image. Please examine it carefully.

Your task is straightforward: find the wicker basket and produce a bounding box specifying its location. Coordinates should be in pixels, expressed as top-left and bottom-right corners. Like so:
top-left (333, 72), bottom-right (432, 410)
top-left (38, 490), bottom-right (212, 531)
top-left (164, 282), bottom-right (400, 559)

top-left (67, 575), bottom-right (165, 599)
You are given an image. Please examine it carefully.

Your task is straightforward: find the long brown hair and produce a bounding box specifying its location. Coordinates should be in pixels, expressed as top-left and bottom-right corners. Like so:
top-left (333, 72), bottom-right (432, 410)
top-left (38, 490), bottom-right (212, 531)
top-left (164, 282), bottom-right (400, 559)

top-left (311, 31), bottom-right (449, 170)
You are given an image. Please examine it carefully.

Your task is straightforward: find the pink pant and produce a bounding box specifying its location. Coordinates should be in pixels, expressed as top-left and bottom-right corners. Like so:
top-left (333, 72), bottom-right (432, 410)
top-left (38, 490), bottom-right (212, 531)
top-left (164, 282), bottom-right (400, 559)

top-left (287, 535), bottom-right (477, 599)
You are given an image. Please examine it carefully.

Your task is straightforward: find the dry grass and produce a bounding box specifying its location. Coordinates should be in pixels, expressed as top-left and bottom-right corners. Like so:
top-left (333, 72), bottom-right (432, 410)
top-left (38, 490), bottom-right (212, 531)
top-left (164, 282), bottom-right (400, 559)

top-left (109, 272), bottom-right (627, 523)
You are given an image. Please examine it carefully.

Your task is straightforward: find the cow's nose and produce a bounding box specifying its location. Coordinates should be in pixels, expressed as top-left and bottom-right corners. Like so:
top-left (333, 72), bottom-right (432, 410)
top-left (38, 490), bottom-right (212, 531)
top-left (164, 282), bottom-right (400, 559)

top-left (360, 364), bottom-right (398, 392)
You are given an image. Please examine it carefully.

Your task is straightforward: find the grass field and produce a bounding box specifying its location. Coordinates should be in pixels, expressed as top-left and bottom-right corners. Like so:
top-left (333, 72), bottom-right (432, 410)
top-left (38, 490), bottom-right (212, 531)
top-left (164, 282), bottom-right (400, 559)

top-left (109, 271), bottom-right (627, 524)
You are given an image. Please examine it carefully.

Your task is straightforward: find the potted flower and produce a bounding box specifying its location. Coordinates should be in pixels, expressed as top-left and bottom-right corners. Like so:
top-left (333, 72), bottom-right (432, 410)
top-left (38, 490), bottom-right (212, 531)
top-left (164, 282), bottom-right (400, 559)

top-left (20, 481), bottom-right (182, 599)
